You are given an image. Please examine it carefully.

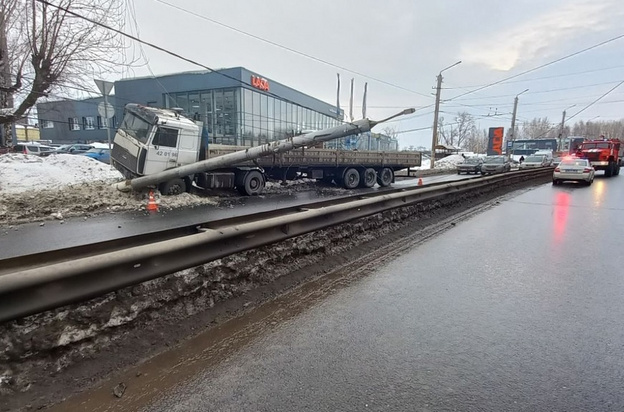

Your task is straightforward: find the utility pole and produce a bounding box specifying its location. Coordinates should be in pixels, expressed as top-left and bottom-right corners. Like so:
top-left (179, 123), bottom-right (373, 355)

top-left (0, 12), bottom-right (14, 147)
top-left (430, 61), bottom-right (461, 169)
top-left (509, 97), bottom-right (518, 157)
top-left (508, 89), bottom-right (528, 160)
top-left (558, 105), bottom-right (575, 151)
top-left (430, 73), bottom-right (443, 169)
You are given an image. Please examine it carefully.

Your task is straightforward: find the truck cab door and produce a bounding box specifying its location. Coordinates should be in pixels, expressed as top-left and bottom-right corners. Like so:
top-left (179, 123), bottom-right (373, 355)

top-left (143, 126), bottom-right (181, 175)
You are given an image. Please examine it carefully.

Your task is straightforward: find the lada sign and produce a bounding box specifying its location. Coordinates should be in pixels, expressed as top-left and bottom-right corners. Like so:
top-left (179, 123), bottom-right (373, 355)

top-left (251, 75), bottom-right (269, 91)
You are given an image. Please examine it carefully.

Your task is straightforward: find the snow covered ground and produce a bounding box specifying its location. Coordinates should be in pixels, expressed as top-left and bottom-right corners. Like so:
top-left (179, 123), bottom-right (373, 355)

top-left (0, 153), bottom-right (219, 225)
top-left (0, 153), bottom-right (122, 193)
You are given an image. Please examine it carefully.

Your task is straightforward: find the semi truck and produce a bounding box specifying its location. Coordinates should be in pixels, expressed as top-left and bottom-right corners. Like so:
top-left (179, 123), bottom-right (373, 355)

top-left (575, 137), bottom-right (622, 177)
top-left (112, 104), bottom-right (420, 195)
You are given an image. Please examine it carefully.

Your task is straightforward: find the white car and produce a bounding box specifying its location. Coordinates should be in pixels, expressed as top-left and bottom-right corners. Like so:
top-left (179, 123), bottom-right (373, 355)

top-left (520, 155), bottom-right (549, 169)
top-left (553, 158), bottom-right (595, 185)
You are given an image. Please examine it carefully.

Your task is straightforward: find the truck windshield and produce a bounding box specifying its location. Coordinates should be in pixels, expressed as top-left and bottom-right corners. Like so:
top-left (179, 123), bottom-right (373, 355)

top-left (579, 142), bottom-right (610, 149)
top-left (120, 112), bottom-right (152, 144)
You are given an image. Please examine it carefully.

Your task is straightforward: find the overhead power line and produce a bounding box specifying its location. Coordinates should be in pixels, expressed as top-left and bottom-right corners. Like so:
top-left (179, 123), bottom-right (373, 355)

top-left (443, 64), bottom-right (624, 90)
top-left (566, 81), bottom-right (624, 122)
top-left (34, 0), bottom-right (364, 127)
top-left (446, 33), bottom-right (624, 102)
top-left (150, 0), bottom-right (433, 99)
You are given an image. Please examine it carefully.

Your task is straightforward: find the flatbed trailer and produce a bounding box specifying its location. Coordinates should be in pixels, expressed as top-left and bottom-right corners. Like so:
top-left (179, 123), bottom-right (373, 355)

top-left (202, 145), bottom-right (421, 188)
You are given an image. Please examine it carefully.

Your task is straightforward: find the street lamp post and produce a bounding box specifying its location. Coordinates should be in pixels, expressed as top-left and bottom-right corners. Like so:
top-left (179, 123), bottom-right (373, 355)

top-left (430, 61), bottom-right (461, 169)
top-left (509, 89), bottom-right (528, 160)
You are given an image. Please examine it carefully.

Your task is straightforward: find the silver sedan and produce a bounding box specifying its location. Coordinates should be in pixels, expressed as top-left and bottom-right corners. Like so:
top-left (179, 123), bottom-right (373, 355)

top-left (480, 156), bottom-right (511, 175)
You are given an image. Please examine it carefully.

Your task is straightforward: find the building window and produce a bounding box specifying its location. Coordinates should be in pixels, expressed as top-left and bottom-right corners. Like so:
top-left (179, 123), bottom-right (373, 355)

top-left (83, 116), bottom-right (95, 130)
top-left (68, 117), bottom-right (80, 131)
top-left (42, 120), bottom-right (54, 129)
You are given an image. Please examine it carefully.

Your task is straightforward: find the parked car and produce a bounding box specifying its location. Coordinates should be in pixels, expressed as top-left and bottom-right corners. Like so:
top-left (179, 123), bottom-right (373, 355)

top-left (82, 147), bottom-right (110, 163)
top-left (53, 144), bottom-right (94, 154)
top-left (480, 156), bottom-right (511, 175)
top-left (12, 143), bottom-right (55, 156)
top-left (519, 155), bottom-right (550, 169)
top-left (553, 158), bottom-right (595, 185)
top-left (456, 157), bottom-right (484, 174)
top-left (533, 150), bottom-right (554, 166)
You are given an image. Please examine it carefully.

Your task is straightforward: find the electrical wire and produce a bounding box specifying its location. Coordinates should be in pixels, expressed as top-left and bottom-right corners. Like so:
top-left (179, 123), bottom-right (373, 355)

top-left (445, 33), bottom-right (624, 102)
top-left (34, 0), bottom-right (360, 128)
top-left (566, 81), bottom-right (624, 122)
top-left (149, 0), bottom-right (433, 99)
top-left (443, 64), bottom-right (624, 90)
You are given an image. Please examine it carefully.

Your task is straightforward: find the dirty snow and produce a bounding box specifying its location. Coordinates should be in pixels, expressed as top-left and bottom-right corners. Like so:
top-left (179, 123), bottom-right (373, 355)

top-left (0, 154), bottom-right (219, 225)
top-left (413, 154), bottom-right (467, 170)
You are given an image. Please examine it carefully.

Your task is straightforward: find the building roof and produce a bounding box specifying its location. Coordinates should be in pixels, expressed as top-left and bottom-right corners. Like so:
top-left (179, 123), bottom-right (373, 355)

top-left (435, 144), bottom-right (461, 151)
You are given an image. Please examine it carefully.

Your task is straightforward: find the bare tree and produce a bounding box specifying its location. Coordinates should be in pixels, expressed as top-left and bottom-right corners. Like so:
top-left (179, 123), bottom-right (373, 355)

top-left (382, 126), bottom-right (399, 140)
top-left (0, 0), bottom-right (127, 146)
top-left (572, 119), bottom-right (624, 139)
top-left (465, 128), bottom-right (488, 154)
top-left (520, 117), bottom-right (556, 139)
top-left (438, 111), bottom-right (476, 148)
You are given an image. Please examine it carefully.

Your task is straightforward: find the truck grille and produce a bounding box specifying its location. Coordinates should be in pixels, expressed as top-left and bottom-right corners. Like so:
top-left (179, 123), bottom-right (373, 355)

top-left (112, 144), bottom-right (139, 177)
top-left (583, 152), bottom-right (601, 161)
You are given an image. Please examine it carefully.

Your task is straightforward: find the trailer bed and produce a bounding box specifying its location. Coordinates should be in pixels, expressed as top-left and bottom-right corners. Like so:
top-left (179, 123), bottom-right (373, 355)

top-left (207, 146), bottom-right (421, 169)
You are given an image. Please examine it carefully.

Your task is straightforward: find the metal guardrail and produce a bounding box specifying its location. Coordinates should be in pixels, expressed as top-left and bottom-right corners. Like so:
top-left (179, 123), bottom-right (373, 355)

top-left (0, 168), bottom-right (552, 323)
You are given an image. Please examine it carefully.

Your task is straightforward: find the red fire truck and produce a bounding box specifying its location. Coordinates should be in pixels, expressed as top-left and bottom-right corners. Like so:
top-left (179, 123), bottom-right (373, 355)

top-left (575, 136), bottom-right (622, 177)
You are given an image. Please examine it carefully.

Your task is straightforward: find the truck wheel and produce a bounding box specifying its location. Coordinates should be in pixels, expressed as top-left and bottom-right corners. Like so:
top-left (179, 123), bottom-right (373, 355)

top-left (359, 168), bottom-right (377, 188)
top-left (159, 178), bottom-right (187, 196)
top-left (341, 168), bottom-right (360, 189)
top-left (237, 170), bottom-right (265, 196)
top-left (377, 167), bottom-right (393, 187)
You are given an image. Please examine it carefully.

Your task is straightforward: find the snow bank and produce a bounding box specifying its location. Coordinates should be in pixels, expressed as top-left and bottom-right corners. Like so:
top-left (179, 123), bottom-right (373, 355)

top-left (0, 153), bottom-right (122, 194)
top-left (413, 154), bottom-right (467, 171)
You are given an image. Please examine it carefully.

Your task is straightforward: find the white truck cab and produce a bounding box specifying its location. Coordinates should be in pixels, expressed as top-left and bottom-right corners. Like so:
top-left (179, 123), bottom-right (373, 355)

top-left (112, 104), bottom-right (204, 178)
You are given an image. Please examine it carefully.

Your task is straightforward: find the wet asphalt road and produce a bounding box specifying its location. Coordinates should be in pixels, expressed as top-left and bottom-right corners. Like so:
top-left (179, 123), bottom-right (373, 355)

top-left (0, 173), bottom-right (468, 259)
top-left (144, 175), bottom-right (624, 412)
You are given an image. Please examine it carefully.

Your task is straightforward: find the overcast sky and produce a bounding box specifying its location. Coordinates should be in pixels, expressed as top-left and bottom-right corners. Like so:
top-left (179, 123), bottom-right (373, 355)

top-left (118, 0), bottom-right (624, 148)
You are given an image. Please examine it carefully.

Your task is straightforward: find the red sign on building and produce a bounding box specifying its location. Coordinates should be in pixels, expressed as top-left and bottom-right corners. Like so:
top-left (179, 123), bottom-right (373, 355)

top-left (251, 75), bottom-right (269, 91)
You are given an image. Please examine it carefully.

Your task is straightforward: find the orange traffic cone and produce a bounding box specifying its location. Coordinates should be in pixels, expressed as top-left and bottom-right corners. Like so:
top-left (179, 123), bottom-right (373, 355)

top-left (417, 178), bottom-right (423, 186)
top-left (147, 190), bottom-right (159, 211)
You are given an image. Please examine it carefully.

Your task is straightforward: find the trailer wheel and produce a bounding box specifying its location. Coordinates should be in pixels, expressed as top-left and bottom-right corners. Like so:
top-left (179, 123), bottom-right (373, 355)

top-left (159, 178), bottom-right (187, 196)
top-left (615, 164), bottom-right (620, 176)
top-left (359, 168), bottom-right (377, 188)
top-left (377, 167), bottom-right (393, 187)
top-left (237, 170), bottom-right (265, 196)
top-left (341, 168), bottom-right (360, 189)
